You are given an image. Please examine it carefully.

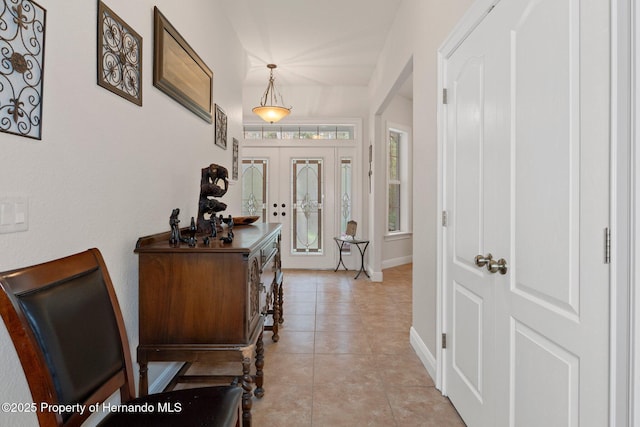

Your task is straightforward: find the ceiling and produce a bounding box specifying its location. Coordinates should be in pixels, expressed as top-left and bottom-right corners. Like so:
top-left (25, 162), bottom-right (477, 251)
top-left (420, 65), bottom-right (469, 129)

top-left (220, 0), bottom-right (405, 88)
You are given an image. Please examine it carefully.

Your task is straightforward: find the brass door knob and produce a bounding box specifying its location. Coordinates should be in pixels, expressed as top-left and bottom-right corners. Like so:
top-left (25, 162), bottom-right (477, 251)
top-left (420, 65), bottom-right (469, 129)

top-left (487, 258), bottom-right (508, 275)
top-left (474, 253), bottom-right (493, 267)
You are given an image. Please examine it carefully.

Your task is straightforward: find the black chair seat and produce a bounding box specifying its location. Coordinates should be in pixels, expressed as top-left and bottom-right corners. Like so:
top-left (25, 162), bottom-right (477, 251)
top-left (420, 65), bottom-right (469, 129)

top-left (99, 386), bottom-right (242, 427)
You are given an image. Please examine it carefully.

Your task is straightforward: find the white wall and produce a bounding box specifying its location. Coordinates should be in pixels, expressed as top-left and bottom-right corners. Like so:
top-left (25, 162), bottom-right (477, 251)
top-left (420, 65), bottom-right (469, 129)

top-left (368, 0), bottom-right (473, 370)
top-left (0, 1), bottom-right (244, 425)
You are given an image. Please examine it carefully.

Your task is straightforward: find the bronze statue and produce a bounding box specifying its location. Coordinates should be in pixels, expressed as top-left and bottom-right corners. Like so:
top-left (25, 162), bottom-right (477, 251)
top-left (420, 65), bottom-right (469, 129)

top-left (196, 163), bottom-right (229, 234)
top-left (169, 208), bottom-right (182, 246)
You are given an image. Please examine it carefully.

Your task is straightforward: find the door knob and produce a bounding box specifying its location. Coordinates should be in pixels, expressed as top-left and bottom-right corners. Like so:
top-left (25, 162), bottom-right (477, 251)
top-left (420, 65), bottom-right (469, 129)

top-left (487, 258), bottom-right (508, 275)
top-left (474, 253), bottom-right (493, 267)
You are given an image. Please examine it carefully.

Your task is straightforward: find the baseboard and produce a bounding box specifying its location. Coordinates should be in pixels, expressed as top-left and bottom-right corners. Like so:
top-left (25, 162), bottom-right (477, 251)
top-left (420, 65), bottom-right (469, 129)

top-left (382, 256), bottom-right (413, 270)
top-left (369, 269), bottom-right (383, 282)
top-left (410, 326), bottom-right (437, 381)
top-left (148, 362), bottom-right (184, 394)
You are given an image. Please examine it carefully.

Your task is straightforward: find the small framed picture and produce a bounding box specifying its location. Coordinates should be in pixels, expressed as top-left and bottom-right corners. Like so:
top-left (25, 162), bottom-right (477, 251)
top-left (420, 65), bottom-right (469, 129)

top-left (215, 104), bottom-right (227, 149)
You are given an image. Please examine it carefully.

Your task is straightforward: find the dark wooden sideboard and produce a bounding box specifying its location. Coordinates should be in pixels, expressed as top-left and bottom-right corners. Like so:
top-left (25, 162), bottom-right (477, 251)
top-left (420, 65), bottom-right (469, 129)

top-left (134, 223), bottom-right (282, 427)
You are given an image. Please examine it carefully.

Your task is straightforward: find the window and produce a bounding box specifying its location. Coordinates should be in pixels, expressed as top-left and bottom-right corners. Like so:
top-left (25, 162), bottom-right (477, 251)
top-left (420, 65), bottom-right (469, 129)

top-left (388, 130), bottom-right (401, 232)
top-left (244, 124), bottom-right (355, 140)
top-left (387, 126), bottom-right (411, 234)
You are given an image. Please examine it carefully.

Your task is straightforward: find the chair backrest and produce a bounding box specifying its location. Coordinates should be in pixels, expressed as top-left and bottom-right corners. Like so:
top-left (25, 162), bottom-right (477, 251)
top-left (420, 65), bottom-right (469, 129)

top-left (0, 249), bottom-right (135, 426)
top-left (345, 220), bottom-right (357, 237)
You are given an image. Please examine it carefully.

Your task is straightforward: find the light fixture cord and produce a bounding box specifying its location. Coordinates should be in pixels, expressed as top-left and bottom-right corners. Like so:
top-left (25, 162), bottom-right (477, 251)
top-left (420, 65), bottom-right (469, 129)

top-left (259, 67), bottom-right (289, 108)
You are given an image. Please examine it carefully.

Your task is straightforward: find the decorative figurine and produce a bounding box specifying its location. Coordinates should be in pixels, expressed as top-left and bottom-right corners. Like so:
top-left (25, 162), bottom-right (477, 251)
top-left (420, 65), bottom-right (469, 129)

top-left (196, 164), bottom-right (229, 234)
top-left (169, 208), bottom-right (181, 246)
top-left (188, 217), bottom-right (197, 247)
top-left (209, 216), bottom-right (218, 238)
top-left (227, 215), bottom-right (234, 239)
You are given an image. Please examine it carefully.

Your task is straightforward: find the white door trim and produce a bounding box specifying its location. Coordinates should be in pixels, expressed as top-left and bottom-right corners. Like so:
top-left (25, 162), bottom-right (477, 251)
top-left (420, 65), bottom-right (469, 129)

top-left (612, 0), bottom-right (634, 425)
top-left (627, 0), bottom-right (639, 424)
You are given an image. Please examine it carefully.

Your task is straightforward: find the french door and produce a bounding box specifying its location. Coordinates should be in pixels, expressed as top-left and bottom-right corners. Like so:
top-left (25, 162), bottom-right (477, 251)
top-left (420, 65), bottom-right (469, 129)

top-left (242, 146), bottom-right (337, 269)
top-left (442, 0), bottom-right (610, 425)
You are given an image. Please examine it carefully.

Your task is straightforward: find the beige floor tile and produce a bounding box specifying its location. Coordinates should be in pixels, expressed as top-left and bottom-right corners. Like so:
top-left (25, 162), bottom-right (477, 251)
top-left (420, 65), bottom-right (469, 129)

top-left (263, 353), bottom-right (314, 385)
top-left (278, 314), bottom-right (316, 332)
top-left (312, 383), bottom-right (396, 427)
top-left (375, 353), bottom-right (435, 387)
top-left (385, 386), bottom-right (465, 426)
top-left (315, 314), bottom-right (364, 332)
top-left (252, 383), bottom-right (313, 427)
top-left (264, 331), bottom-right (315, 354)
top-left (314, 331), bottom-right (372, 354)
top-left (315, 302), bottom-right (354, 315)
top-left (313, 354), bottom-right (382, 385)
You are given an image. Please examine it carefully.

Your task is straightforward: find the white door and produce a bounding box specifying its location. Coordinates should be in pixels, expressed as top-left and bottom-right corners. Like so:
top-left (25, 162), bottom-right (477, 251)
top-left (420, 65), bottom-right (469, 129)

top-left (243, 146), bottom-right (337, 269)
top-left (443, 0), bottom-right (610, 426)
top-left (443, 6), bottom-right (502, 425)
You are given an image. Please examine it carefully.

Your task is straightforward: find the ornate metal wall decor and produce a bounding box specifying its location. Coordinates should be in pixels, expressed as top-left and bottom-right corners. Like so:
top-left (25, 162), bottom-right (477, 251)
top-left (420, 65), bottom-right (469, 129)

top-left (215, 104), bottom-right (227, 149)
top-left (0, 0), bottom-right (46, 139)
top-left (97, 1), bottom-right (141, 106)
top-left (232, 137), bottom-right (239, 180)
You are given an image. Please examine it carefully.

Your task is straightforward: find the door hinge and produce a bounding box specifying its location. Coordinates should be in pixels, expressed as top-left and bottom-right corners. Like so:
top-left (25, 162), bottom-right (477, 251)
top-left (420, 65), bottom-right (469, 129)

top-left (442, 333), bottom-right (447, 349)
top-left (604, 227), bottom-right (611, 264)
top-left (442, 88), bottom-right (448, 104)
top-left (442, 210), bottom-right (448, 227)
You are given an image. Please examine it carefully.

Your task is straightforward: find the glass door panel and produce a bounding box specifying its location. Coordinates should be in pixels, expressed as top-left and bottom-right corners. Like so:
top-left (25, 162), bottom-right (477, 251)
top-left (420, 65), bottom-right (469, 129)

top-left (241, 159), bottom-right (267, 221)
top-left (292, 159), bottom-right (323, 253)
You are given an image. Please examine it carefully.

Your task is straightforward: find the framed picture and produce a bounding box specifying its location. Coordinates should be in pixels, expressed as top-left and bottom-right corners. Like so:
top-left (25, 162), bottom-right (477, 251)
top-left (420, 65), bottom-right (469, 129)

top-left (0, 0), bottom-right (46, 139)
top-left (97, 1), bottom-right (142, 106)
top-left (215, 104), bottom-right (227, 149)
top-left (153, 7), bottom-right (213, 122)
top-left (232, 138), bottom-right (239, 180)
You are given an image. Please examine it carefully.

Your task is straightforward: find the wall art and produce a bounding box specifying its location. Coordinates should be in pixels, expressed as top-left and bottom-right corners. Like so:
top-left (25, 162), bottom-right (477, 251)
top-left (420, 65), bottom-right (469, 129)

top-left (0, 0), bottom-right (46, 139)
top-left (215, 104), bottom-right (227, 149)
top-left (153, 7), bottom-right (213, 122)
top-left (232, 137), bottom-right (239, 180)
top-left (97, 1), bottom-right (142, 106)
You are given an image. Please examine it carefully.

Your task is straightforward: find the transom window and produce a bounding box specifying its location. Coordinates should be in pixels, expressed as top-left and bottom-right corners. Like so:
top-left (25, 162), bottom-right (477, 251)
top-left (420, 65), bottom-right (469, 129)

top-left (244, 124), bottom-right (355, 140)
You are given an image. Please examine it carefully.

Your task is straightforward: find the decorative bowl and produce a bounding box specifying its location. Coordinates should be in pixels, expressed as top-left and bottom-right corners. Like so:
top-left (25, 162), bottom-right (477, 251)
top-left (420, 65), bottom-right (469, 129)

top-left (231, 215), bottom-right (260, 225)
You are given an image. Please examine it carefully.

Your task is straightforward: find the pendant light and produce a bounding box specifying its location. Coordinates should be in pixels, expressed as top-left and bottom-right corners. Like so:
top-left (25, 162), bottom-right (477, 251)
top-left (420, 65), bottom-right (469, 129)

top-left (252, 64), bottom-right (291, 123)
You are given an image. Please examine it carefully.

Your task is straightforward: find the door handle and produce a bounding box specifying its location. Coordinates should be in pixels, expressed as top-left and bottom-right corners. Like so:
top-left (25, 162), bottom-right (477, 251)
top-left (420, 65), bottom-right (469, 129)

top-left (487, 258), bottom-right (508, 275)
top-left (474, 253), bottom-right (493, 267)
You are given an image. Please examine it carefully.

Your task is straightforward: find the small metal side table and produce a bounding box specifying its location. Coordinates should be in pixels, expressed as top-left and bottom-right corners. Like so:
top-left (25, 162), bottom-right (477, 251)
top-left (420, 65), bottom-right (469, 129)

top-left (334, 236), bottom-right (370, 279)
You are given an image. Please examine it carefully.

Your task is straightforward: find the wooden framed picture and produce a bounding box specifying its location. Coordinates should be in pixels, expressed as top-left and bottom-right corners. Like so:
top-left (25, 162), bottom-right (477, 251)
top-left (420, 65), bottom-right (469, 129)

top-left (215, 104), bottom-right (227, 149)
top-left (153, 7), bottom-right (213, 122)
top-left (97, 1), bottom-right (142, 106)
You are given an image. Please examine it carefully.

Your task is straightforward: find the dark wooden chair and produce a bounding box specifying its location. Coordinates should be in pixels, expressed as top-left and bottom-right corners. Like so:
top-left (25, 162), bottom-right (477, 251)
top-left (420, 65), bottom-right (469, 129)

top-left (0, 248), bottom-right (242, 427)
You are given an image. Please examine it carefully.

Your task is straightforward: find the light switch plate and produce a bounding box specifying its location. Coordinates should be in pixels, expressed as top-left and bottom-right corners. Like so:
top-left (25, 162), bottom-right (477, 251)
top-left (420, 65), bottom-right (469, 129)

top-left (0, 196), bottom-right (28, 233)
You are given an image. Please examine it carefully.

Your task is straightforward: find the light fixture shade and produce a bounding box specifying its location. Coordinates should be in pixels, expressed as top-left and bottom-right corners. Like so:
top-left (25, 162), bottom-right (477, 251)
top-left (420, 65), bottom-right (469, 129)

top-left (252, 105), bottom-right (291, 123)
top-left (253, 64), bottom-right (291, 124)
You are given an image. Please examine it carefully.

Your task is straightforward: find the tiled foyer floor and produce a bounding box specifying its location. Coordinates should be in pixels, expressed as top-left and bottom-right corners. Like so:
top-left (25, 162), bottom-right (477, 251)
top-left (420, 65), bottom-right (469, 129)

top-left (188, 264), bottom-right (465, 426)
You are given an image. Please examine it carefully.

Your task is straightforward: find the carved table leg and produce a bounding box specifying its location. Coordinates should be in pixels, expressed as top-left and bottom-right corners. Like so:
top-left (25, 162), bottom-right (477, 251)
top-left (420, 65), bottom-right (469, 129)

top-left (241, 357), bottom-right (253, 427)
top-left (271, 283), bottom-right (280, 342)
top-left (278, 280), bottom-right (284, 324)
top-left (139, 362), bottom-right (148, 396)
top-left (254, 330), bottom-right (265, 398)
